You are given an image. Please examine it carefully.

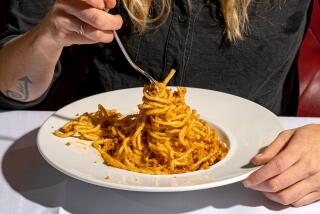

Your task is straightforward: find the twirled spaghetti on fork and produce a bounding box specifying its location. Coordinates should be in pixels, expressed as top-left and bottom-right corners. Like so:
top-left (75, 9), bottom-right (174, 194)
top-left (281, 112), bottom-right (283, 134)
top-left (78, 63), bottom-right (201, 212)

top-left (53, 69), bottom-right (228, 174)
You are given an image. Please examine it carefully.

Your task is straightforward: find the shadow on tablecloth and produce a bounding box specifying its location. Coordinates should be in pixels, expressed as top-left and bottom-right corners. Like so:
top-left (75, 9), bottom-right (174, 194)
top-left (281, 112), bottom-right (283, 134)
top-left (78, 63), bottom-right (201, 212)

top-left (2, 128), bottom-right (287, 214)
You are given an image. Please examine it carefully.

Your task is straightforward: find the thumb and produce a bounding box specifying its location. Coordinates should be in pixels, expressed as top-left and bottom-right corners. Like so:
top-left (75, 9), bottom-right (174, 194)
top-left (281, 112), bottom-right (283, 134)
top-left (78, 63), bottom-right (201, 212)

top-left (105, 0), bottom-right (117, 9)
top-left (251, 129), bottom-right (295, 165)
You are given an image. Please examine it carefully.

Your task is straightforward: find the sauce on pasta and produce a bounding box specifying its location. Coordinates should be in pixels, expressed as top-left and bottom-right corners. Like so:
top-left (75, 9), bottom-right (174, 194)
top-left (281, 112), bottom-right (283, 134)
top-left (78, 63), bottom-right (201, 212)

top-left (53, 69), bottom-right (228, 174)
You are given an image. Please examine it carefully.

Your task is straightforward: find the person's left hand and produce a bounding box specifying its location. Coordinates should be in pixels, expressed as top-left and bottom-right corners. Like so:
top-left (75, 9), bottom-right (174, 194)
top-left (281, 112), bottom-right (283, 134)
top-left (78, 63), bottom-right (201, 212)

top-left (242, 124), bottom-right (320, 207)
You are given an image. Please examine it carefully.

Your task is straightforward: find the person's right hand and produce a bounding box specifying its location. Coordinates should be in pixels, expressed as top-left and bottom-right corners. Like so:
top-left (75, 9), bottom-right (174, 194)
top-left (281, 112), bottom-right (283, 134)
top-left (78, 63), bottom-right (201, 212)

top-left (40, 0), bottom-right (123, 47)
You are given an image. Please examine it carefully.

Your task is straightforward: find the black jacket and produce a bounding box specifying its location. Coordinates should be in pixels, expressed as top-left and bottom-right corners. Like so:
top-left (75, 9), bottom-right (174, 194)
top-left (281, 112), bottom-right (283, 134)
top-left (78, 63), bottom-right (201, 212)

top-left (0, 0), bottom-right (313, 115)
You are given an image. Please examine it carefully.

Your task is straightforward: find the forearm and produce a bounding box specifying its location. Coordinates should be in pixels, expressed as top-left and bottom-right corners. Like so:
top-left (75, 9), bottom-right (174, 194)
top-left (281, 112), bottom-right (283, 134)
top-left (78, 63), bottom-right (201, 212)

top-left (0, 0), bottom-right (122, 103)
top-left (0, 22), bottom-right (63, 102)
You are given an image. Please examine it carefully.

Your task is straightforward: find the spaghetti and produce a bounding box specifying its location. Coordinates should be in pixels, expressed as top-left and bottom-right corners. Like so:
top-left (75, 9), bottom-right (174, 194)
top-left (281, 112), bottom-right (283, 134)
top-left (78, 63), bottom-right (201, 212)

top-left (53, 69), bottom-right (228, 174)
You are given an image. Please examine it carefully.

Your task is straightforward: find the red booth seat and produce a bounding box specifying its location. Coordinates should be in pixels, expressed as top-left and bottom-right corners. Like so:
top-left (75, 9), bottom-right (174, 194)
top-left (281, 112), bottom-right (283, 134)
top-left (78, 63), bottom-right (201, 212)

top-left (298, 0), bottom-right (320, 116)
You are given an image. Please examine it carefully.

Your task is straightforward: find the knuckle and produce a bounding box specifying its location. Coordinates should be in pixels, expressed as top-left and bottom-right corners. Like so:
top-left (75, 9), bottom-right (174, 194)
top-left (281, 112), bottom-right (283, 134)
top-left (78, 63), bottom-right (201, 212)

top-left (305, 159), bottom-right (319, 176)
top-left (56, 16), bottom-right (69, 27)
top-left (276, 193), bottom-right (291, 205)
top-left (267, 179), bottom-right (281, 192)
top-left (53, 16), bottom-right (62, 28)
top-left (92, 30), bottom-right (104, 40)
top-left (56, 31), bottom-right (67, 40)
top-left (274, 156), bottom-right (287, 173)
top-left (62, 17), bottom-right (72, 26)
top-left (89, 13), bottom-right (105, 29)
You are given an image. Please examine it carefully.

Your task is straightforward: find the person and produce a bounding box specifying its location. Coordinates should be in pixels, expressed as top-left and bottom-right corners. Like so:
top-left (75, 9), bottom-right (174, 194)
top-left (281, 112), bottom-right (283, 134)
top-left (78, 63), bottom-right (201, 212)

top-left (0, 0), bottom-right (319, 207)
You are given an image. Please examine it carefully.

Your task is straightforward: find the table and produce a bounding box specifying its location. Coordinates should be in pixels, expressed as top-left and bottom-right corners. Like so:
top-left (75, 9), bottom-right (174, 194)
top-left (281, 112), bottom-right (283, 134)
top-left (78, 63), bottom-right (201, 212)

top-left (0, 111), bottom-right (319, 214)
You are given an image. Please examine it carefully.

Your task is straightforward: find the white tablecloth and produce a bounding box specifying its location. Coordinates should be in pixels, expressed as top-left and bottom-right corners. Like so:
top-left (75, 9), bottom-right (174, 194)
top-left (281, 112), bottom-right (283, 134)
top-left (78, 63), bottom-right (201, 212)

top-left (0, 111), bottom-right (320, 214)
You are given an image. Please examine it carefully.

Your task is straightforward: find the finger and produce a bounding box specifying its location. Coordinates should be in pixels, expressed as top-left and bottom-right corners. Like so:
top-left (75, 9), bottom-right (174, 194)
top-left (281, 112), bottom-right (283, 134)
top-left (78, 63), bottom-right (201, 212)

top-left (243, 135), bottom-right (302, 187)
top-left (53, 12), bottom-right (82, 32)
top-left (51, 12), bottom-right (97, 46)
top-left (54, 13), bottom-right (114, 43)
top-left (252, 129), bottom-right (295, 165)
top-left (81, 0), bottom-right (116, 10)
top-left (81, 24), bottom-right (115, 43)
top-left (58, 30), bottom-right (97, 46)
top-left (264, 172), bottom-right (320, 205)
top-left (291, 192), bottom-right (320, 207)
top-left (59, 0), bottom-right (123, 31)
top-left (104, 0), bottom-right (117, 9)
top-left (81, 0), bottom-right (105, 10)
top-left (249, 159), bottom-right (315, 192)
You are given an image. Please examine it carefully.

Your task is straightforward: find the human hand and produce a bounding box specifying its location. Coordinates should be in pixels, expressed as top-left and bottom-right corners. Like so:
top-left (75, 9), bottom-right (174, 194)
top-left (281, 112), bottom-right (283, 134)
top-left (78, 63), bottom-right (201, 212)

top-left (40, 0), bottom-right (123, 47)
top-left (242, 124), bottom-right (320, 207)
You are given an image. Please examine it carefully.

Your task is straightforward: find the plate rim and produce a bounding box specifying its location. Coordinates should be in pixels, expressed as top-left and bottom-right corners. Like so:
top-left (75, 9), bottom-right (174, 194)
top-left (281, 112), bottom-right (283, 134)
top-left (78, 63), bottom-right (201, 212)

top-left (37, 87), bottom-right (285, 192)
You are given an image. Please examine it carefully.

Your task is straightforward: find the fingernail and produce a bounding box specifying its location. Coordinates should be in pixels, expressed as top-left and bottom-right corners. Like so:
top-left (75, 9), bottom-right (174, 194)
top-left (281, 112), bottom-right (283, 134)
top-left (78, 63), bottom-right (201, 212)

top-left (255, 153), bottom-right (263, 159)
top-left (251, 154), bottom-right (262, 164)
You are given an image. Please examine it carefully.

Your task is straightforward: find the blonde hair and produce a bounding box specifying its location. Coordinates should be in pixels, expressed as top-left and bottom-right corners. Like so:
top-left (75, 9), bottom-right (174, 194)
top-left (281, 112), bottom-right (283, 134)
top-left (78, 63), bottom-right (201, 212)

top-left (122, 0), bottom-right (251, 41)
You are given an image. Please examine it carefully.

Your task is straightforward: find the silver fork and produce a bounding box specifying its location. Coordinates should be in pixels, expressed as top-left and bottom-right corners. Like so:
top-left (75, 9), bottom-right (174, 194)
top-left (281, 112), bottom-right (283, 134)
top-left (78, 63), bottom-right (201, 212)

top-left (105, 9), bottom-right (157, 85)
top-left (112, 31), bottom-right (158, 85)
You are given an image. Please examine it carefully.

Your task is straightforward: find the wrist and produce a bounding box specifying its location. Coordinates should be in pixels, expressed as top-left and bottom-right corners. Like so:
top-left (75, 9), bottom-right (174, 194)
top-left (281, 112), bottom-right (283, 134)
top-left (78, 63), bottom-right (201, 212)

top-left (25, 23), bottom-right (64, 64)
top-left (32, 15), bottom-right (65, 51)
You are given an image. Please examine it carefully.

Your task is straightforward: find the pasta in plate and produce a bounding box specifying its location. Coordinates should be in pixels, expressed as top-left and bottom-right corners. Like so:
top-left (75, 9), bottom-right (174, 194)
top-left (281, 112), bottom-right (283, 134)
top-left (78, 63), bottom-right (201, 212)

top-left (53, 69), bottom-right (228, 174)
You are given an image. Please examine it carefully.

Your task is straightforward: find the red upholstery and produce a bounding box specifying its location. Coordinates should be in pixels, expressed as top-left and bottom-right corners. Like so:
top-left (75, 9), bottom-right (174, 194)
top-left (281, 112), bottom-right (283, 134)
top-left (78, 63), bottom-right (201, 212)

top-left (298, 0), bottom-right (320, 116)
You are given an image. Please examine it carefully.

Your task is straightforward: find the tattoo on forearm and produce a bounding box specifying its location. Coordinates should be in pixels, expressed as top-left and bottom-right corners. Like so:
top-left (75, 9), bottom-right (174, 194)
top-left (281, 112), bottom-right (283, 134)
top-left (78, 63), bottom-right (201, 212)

top-left (6, 76), bottom-right (32, 101)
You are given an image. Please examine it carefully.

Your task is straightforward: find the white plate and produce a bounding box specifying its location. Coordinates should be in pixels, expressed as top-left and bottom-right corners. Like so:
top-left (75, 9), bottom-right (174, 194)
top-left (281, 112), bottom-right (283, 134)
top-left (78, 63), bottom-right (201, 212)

top-left (37, 87), bottom-right (284, 192)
